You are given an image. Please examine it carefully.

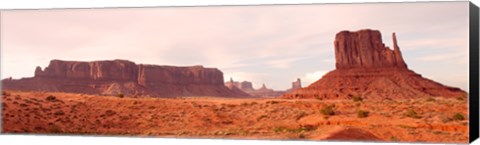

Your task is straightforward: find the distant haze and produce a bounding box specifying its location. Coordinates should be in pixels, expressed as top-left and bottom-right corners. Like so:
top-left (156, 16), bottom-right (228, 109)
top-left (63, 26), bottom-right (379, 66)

top-left (0, 2), bottom-right (469, 91)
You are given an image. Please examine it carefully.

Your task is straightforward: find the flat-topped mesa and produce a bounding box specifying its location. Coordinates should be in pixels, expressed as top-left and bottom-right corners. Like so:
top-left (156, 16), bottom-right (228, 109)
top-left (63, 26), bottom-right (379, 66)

top-left (35, 59), bottom-right (138, 81)
top-left (334, 29), bottom-right (407, 69)
top-left (5, 59), bottom-right (248, 98)
top-left (33, 59), bottom-right (223, 86)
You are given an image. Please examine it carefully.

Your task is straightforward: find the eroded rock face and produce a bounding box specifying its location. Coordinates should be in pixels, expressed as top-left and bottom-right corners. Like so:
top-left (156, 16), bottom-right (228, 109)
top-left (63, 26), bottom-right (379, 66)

top-left (3, 59), bottom-right (249, 98)
top-left (283, 29), bottom-right (467, 99)
top-left (334, 30), bottom-right (407, 69)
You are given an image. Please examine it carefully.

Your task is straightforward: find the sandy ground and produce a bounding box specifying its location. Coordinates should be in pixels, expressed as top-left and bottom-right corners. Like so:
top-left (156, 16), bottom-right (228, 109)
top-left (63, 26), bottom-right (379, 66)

top-left (1, 90), bottom-right (469, 143)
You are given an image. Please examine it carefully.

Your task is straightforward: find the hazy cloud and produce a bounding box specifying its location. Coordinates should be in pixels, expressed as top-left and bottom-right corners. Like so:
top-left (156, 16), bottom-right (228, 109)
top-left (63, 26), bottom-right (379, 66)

top-left (1, 2), bottom-right (470, 91)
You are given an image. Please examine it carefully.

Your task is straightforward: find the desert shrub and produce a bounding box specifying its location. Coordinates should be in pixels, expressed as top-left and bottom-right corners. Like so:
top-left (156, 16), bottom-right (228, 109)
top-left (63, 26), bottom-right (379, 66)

top-left (405, 109), bottom-right (421, 119)
top-left (256, 115), bottom-right (268, 121)
top-left (457, 96), bottom-right (466, 101)
top-left (355, 102), bottom-right (361, 107)
top-left (116, 93), bottom-right (125, 98)
top-left (105, 110), bottom-right (117, 116)
top-left (274, 127), bottom-right (287, 133)
top-left (426, 98), bottom-right (435, 102)
top-left (297, 125), bottom-right (316, 132)
top-left (298, 133), bottom-right (306, 139)
top-left (46, 95), bottom-right (57, 101)
top-left (352, 95), bottom-right (363, 102)
top-left (47, 124), bottom-right (62, 133)
top-left (2, 91), bottom-right (9, 96)
top-left (314, 94), bottom-right (323, 100)
top-left (54, 110), bottom-right (65, 116)
top-left (357, 110), bottom-right (370, 118)
top-left (274, 125), bottom-right (316, 133)
top-left (295, 111), bottom-right (307, 120)
top-left (320, 105), bottom-right (335, 116)
top-left (453, 113), bottom-right (465, 121)
top-left (267, 101), bottom-right (279, 104)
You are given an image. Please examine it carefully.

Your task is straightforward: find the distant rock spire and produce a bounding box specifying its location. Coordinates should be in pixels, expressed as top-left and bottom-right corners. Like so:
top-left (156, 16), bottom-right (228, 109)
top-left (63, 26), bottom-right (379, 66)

top-left (392, 32), bottom-right (407, 68)
top-left (34, 66), bottom-right (42, 77)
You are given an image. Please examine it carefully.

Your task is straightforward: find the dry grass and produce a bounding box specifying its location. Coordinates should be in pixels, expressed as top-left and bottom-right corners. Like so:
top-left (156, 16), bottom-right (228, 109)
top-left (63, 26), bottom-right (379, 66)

top-left (1, 90), bottom-right (469, 143)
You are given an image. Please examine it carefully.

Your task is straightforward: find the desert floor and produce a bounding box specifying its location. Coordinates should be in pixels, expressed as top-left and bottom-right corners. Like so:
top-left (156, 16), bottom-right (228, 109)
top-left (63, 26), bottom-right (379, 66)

top-left (1, 90), bottom-right (469, 143)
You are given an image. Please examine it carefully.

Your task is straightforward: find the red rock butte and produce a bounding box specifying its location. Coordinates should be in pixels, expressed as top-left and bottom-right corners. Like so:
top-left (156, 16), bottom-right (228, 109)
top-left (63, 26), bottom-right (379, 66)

top-left (2, 59), bottom-right (250, 98)
top-left (282, 29), bottom-right (467, 99)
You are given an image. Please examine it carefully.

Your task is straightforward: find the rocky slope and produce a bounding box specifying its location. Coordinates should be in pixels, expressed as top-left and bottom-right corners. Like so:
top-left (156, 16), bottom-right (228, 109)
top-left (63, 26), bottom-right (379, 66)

top-left (2, 59), bottom-right (250, 98)
top-left (282, 29), bottom-right (467, 99)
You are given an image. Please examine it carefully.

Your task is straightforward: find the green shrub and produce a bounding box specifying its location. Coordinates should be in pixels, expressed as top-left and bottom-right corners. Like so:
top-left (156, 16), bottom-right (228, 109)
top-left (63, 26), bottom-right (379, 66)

top-left (357, 110), bottom-right (370, 118)
top-left (352, 95), bottom-right (363, 102)
top-left (405, 109), bottom-right (421, 119)
top-left (320, 105), bottom-right (335, 116)
top-left (453, 113), bottom-right (465, 121)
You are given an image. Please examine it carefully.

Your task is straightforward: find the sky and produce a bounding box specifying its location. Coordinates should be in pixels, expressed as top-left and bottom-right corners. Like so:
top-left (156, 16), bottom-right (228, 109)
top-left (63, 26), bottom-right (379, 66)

top-left (0, 2), bottom-right (470, 91)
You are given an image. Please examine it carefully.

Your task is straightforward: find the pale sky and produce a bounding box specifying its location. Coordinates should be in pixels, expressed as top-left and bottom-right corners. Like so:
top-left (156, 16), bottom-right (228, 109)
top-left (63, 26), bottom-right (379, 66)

top-left (0, 2), bottom-right (470, 91)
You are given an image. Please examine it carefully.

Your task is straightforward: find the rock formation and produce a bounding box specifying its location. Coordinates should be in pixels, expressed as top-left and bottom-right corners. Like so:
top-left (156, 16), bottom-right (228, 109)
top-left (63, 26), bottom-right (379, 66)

top-left (225, 78), bottom-right (286, 98)
top-left (282, 29), bottom-right (467, 99)
top-left (225, 78), bottom-right (255, 92)
top-left (2, 59), bottom-right (251, 98)
top-left (286, 78), bottom-right (302, 92)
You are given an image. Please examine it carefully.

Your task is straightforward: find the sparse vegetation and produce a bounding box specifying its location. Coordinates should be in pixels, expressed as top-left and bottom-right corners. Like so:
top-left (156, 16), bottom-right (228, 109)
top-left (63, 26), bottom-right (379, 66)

top-left (47, 124), bottom-right (62, 133)
top-left (46, 95), bottom-right (57, 101)
top-left (256, 115), bottom-right (268, 121)
top-left (105, 110), bottom-right (117, 117)
top-left (453, 113), bottom-right (465, 121)
top-left (2, 91), bottom-right (9, 96)
top-left (357, 110), bottom-right (369, 118)
top-left (457, 96), bottom-right (466, 101)
top-left (352, 95), bottom-right (363, 102)
top-left (405, 109), bottom-right (421, 119)
top-left (314, 94), bottom-right (322, 100)
top-left (274, 125), bottom-right (316, 134)
top-left (426, 98), bottom-right (435, 102)
top-left (54, 110), bottom-right (65, 116)
top-left (266, 101), bottom-right (279, 104)
top-left (116, 93), bottom-right (125, 98)
top-left (320, 105), bottom-right (335, 116)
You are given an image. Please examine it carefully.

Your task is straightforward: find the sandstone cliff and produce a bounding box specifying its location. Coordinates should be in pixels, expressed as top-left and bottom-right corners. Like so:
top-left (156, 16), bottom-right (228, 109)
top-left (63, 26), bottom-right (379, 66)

top-left (283, 29), bottom-right (467, 99)
top-left (3, 59), bottom-right (250, 98)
